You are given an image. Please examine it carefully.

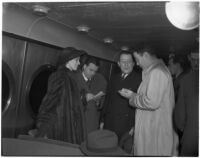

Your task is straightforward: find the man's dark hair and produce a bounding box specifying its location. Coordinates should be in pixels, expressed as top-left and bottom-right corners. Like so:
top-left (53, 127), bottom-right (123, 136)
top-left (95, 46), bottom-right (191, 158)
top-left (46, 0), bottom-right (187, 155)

top-left (84, 56), bottom-right (100, 67)
top-left (117, 51), bottom-right (135, 63)
top-left (170, 54), bottom-right (190, 71)
top-left (134, 44), bottom-right (156, 56)
top-left (170, 55), bottom-right (185, 66)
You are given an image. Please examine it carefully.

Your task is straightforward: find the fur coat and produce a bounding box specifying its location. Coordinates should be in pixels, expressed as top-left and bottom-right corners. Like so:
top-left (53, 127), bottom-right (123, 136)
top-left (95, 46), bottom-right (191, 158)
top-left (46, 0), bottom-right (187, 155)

top-left (36, 66), bottom-right (86, 144)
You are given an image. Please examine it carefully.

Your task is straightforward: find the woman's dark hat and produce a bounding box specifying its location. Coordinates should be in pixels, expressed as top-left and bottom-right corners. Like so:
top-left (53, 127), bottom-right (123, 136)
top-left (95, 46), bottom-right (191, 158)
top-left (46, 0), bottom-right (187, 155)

top-left (58, 47), bottom-right (86, 65)
top-left (80, 130), bottom-right (128, 156)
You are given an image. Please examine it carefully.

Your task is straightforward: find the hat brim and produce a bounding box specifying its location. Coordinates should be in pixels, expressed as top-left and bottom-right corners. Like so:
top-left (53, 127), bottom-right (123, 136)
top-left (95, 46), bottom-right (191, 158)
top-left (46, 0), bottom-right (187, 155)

top-left (80, 141), bottom-right (129, 156)
top-left (67, 50), bottom-right (86, 62)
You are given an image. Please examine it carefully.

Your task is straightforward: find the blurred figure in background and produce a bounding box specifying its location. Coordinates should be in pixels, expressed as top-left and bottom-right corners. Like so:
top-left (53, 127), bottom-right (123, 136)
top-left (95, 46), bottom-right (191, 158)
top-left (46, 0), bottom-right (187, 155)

top-left (168, 54), bottom-right (188, 102)
top-left (29, 47), bottom-right (86, 145)
top-left (174, 49), bottom-right (199, 156)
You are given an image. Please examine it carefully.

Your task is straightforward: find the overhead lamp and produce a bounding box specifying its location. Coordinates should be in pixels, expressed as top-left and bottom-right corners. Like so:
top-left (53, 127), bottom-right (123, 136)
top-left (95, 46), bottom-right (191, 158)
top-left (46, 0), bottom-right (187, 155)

top-left (103, 37), bottom-right (113, 44)
top-left (33, 5), bottom-right (50, 16)
top-left (76, 25), bottom-right (90, 33)
top-left (165, 2), bottom-right (199, 30)
top-left (121, 46), bottom-right (129, 51)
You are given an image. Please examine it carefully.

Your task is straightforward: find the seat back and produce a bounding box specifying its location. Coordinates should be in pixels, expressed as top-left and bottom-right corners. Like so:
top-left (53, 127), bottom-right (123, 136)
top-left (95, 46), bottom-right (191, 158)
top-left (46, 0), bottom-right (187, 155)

top-left (2, 136), bottom-right (84, 156)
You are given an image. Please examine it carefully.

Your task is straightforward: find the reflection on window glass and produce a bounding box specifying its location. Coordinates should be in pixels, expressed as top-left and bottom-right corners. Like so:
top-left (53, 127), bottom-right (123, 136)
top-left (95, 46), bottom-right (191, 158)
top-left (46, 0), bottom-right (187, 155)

top-left (2, 71), bottom-right (10, 112)
top-left (29, 67), bottom-right (56, 115)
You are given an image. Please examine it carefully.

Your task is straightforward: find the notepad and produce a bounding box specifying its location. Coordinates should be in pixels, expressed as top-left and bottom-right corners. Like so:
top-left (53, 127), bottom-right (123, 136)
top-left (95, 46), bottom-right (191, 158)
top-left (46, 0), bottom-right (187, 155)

top-left (93, 91), bottom-right (105, 100)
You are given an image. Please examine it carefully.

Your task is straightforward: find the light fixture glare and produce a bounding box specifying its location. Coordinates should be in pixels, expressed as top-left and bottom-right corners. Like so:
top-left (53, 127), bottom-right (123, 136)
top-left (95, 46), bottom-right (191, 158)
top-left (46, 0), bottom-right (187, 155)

top-left (103, 37), bottom-right (113, 44)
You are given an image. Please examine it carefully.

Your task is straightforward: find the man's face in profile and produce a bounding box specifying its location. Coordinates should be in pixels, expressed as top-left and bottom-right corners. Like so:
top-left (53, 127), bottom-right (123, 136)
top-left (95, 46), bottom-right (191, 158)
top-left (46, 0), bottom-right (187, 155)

top-left (188, 52), bottom-right (199, 70)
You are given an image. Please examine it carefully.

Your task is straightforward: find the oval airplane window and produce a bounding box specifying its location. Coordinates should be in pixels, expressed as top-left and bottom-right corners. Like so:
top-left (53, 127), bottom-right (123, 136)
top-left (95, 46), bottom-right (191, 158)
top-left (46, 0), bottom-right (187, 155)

top-left (2, 62), bottom-right (15, 113)
top-left (27, 65), bottom-right (56, 115)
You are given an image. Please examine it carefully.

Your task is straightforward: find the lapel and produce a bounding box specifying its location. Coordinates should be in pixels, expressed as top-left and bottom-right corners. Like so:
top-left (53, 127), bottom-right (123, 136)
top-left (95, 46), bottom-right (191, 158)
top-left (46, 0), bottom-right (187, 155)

top-left (77, 71), bottom-right (90, 92)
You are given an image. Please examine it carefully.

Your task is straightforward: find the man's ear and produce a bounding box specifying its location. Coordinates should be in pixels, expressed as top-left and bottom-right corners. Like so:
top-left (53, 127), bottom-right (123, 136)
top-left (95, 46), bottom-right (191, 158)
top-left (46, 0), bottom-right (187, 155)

top-left (117, 61), bottom-right (120, 67)
top-left (83, 64), bottom-right (86, 71)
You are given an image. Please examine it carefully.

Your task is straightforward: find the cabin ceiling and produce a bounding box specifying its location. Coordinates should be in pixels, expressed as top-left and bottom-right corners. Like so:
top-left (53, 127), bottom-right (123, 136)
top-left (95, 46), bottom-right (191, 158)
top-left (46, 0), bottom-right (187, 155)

top-left (15, 2), bottom-right (198, 56)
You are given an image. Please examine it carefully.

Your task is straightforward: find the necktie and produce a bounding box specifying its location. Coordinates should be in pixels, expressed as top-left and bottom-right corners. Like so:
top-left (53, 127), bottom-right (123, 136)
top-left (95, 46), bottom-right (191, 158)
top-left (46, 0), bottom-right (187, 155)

top-left (87, 80), bottom-right (91, 89)
top-left (121, 73), bottom-right (127, 79)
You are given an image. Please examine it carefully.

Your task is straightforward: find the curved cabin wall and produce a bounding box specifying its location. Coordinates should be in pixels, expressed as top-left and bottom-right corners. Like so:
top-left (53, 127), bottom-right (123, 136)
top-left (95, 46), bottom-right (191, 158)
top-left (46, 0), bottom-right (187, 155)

top-left (2, 35), bottom-right (61, 138)
top-left (2, 3), bottom-right (117, 138)
top-left (2, 36), bottom-right (28, 137)
top-left (3, 4), bottom-right (117, 61)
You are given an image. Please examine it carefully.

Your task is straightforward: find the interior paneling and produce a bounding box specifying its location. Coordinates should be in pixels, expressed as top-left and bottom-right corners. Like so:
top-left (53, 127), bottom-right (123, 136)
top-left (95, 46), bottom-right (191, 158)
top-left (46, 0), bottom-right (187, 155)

top-left (2, 35), bottom-right (27, 137)
top-left (21, 42), bottom-right (60, 120)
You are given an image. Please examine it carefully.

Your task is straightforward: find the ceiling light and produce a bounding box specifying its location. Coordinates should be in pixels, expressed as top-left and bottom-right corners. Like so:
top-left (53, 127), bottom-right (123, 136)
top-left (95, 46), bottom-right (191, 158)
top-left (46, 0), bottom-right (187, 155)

top-left (165, 2), bottom-right (199, 30)
top-left (121, 46), bottom-right (129, 51)
top-left (33, 5), bottom-right (50, 16)
top-left (103, 37), bottom-right (113, 44)
top-left (76, 25), bottom-right (90, 33)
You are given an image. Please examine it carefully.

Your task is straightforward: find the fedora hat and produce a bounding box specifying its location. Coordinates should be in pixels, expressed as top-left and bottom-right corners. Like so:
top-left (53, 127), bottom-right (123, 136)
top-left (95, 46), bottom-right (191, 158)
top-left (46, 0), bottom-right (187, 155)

top-left (80, 130), bottom-right (128, 156)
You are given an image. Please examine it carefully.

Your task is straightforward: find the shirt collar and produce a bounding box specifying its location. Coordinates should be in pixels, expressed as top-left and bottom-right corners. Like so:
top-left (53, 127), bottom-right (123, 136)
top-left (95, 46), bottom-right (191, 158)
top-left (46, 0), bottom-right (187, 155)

top-left (82, 72), bottom-right (89, 82)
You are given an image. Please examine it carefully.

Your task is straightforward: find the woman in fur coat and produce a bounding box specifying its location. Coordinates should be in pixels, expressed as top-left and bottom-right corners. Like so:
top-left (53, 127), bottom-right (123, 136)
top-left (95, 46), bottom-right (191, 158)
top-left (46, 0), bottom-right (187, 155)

top-left (29, 47), bottom-right (86, 145)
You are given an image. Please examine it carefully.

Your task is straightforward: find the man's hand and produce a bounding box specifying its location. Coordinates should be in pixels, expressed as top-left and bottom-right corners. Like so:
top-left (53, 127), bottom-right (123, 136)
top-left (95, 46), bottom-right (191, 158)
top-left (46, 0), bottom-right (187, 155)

top-left (93, 91), bottom-right (105, 101)
top-left (28, 129), bottom-right (39, 137)
top-left (128, 127), bottom-right (134, 136)
top-left (118, 88), bottom-right (135, 99)
top-left (86, 93), bottom-right (95, 101)
top-left (99, 122), bottom-right (104, 130)
top-left (28, 129), bottom-right (48, 139)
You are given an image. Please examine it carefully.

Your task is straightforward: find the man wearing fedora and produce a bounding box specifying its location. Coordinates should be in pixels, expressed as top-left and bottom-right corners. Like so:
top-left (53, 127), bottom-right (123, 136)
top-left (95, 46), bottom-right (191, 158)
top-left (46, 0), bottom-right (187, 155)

top-left (29, 47), bottom-right (87, 145)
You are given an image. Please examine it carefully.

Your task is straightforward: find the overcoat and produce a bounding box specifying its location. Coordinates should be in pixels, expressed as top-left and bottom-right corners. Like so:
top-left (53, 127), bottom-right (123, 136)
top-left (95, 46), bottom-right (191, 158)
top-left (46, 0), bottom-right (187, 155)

top-left (129, 60), bottom-right (176, 156)
top-left (36, 66), bottom-right (86, 144)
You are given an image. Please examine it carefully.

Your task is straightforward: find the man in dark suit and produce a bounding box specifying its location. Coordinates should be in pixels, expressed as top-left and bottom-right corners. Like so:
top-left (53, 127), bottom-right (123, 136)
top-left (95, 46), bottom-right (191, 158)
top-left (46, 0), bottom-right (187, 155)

top-left (168, 54), bottom-right (188, 102)
top-left (174, 50), bottom-right (199, 156)
top-left (100, 51), bottom-right (141, 140)
top-left (74, 56), bottom-right (107, 134)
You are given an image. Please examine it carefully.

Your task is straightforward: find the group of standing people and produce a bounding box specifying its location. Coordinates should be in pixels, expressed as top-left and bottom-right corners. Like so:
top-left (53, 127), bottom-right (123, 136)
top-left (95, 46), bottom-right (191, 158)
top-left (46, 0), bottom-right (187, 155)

top-left (29, 44), bottom-right (198, 156)
top-left (29, 47), bottom-right (107, 145)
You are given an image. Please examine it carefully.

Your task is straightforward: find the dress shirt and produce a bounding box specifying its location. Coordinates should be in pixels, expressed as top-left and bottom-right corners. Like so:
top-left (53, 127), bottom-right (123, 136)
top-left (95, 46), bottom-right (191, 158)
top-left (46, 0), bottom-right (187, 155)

top-left (82, 72), bottom-right (89, 82)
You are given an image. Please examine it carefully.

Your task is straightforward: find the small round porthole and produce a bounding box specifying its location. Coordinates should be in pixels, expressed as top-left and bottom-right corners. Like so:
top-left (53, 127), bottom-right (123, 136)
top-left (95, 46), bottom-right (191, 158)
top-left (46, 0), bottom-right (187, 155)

top-left (26, 64), bottom-right (56, 115)
top-left (2, 61), bottom-right (15, 113)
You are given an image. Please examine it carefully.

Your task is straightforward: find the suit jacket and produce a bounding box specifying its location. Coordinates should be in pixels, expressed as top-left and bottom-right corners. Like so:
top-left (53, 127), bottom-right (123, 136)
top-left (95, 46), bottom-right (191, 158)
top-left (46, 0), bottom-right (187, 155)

top-left (174, 69), bottom-right (199, 156)
top-left (173, 72), bottom-right (185, 103)
top-left (74, 71), bottom-right (107, 133)
top-left (101, 70), bottom-right (141, 139)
